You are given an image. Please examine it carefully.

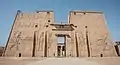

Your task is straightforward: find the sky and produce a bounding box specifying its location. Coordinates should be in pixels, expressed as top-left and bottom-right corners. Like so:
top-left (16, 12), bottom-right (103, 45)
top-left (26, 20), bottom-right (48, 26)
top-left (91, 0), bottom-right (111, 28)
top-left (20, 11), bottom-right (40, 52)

top-left (0, 0), bottom-right (120, 46)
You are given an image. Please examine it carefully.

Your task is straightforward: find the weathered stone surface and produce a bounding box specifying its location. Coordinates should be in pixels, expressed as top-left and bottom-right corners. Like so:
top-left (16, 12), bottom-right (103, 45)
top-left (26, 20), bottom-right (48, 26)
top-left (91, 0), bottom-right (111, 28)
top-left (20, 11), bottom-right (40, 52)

top-left (3, 10), bottom-right (117, 57)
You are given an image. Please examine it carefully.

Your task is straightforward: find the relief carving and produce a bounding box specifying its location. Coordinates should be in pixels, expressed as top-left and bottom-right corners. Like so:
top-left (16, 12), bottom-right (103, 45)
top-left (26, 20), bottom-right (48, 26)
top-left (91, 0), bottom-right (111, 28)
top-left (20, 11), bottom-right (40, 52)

top-left (9, 31), bottom-right (21, 50)
top-left (38, 32), bottom-right (44, 51)
top-left (48, 33), bottom-right (52, 49)
top-left (78, 32), bottom-right (85, 46)
top-left (96, 35), bottom-right (109, 51)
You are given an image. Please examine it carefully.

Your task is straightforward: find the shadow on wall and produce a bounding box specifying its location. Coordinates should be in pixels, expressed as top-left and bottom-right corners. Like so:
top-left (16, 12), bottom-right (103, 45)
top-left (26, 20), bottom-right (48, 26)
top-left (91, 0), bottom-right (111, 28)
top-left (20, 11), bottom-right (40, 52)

top-left (114, 41), bottom-right (120, 56)
top-left (0, 46), bottom-right (4, 56)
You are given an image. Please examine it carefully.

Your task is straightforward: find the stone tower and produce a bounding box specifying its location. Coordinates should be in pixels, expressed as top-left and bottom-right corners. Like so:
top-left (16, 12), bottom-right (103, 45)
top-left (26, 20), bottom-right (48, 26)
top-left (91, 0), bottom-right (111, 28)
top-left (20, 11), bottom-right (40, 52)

top-left (3, 10), bottom-right (117, 57)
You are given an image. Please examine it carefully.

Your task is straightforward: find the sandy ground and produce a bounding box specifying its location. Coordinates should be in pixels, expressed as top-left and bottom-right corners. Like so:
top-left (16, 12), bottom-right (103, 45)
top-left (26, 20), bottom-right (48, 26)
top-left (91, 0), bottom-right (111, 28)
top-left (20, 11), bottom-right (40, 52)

top-left (26, 58), bottom-right (102, 65)
top-left (0, 57), bottom-right (120, 65)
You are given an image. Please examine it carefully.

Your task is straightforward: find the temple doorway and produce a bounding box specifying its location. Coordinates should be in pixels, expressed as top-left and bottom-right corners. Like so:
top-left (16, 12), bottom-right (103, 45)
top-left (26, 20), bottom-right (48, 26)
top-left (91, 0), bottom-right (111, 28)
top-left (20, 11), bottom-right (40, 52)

top-left (57, 35), bottom-right (66, 57)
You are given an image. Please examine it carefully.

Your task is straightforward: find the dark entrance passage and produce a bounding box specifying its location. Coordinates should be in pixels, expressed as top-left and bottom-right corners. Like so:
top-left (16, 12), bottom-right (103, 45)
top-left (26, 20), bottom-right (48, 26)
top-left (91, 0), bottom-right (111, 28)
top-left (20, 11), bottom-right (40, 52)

top-left (57, 46), bottom-right (65, 57)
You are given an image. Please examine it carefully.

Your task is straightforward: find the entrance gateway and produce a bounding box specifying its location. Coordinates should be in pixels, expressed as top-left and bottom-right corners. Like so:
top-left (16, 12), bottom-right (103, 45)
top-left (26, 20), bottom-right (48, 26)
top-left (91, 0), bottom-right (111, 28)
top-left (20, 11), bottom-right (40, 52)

top-left (57, 35), bottom-right (66, 57)
top-left (3, 10), bottom-right (117, 57)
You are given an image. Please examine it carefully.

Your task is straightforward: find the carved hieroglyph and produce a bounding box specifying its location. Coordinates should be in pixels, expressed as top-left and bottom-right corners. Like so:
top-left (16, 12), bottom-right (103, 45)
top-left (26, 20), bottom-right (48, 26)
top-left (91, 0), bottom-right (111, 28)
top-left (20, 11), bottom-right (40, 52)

top-left (3, 10), bottom-right (117, 57)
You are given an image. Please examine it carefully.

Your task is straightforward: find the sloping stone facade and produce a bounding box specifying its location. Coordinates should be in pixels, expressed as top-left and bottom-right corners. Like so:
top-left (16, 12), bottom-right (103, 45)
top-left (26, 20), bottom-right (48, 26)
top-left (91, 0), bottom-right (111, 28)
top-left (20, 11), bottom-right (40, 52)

top-left (3, 10), bottom-right (117, 57)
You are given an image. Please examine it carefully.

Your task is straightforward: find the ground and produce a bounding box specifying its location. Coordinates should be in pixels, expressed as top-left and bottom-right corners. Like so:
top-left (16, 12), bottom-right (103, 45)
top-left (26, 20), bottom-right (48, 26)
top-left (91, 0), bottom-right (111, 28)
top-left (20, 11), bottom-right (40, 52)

top-left (0, 57), bottom-right (120, 65)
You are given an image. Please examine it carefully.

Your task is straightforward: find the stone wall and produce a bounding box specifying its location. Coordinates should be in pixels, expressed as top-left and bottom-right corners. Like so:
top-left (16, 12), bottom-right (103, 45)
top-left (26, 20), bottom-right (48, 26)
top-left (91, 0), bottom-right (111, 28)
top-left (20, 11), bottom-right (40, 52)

top-left (3, 10), bottom-right (54, 57)
top-left (3, 10), bottom-right (117, 57)
top-left (69, 11), bottom-right (117, 57)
